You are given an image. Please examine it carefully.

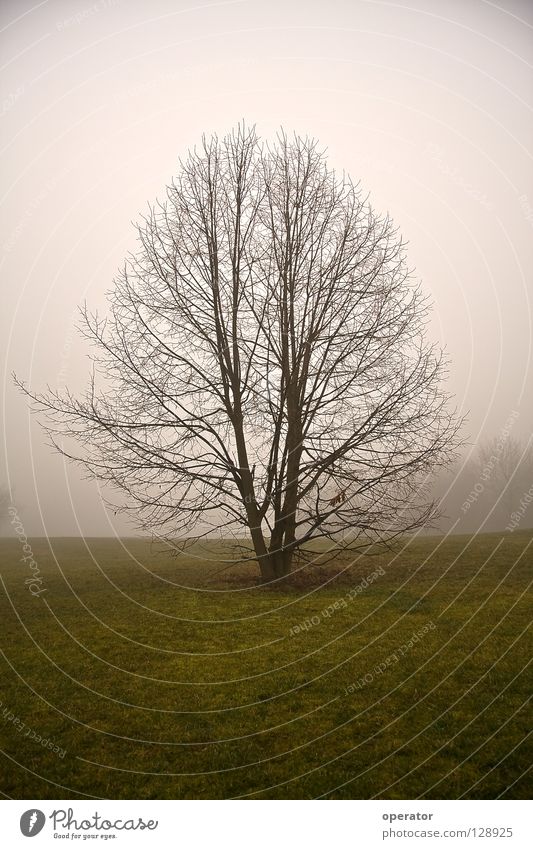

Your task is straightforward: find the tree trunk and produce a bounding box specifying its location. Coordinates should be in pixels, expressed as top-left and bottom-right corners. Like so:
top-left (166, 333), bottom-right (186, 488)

top-left (272, 549), bottom-right (293, 578)
top-left (250, 529), bottom-right (275, 582)
top-left (251, 544), bottom-right (294, 583)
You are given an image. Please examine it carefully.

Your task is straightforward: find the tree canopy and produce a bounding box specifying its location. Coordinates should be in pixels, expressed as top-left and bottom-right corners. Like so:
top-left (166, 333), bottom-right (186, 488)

top-left (19, 125), bottom-right (462, 580)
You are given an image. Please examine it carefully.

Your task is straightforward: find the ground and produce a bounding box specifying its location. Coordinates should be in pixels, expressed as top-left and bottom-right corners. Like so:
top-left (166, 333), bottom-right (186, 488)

top-left (0, 531), bottom-right (531, 799)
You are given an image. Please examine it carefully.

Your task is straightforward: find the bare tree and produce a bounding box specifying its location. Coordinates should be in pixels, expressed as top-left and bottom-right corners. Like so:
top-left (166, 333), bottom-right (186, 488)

top-left (17, 125), bottom-right (462, 580)
top-left (476, 435), bottom-right (533, 521)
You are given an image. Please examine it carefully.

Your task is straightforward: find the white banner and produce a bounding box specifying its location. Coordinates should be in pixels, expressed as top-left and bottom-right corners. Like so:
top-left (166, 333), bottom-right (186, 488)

top-left (0, 799), bottom-right (530, 848)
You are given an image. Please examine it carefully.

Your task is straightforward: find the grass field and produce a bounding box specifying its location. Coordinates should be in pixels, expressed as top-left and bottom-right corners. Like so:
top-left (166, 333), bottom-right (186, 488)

top-left (0, 531), bottom-right (531, 799)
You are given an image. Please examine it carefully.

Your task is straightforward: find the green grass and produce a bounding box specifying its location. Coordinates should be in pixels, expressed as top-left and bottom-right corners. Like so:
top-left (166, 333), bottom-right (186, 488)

top-left (0, 531), bottom-right (531, 799)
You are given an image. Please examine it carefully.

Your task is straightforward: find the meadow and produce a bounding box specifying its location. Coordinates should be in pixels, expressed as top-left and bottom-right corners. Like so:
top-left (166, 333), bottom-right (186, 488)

top-left (0, 531), bottom-right (531, 799)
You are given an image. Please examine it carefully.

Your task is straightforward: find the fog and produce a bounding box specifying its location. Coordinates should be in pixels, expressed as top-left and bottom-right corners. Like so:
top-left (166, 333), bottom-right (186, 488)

top-left (1, 0), bottom-right (532, 537)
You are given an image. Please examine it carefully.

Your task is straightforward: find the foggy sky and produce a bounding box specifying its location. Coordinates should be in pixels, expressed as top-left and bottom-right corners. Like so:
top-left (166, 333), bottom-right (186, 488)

top-left (1, 0), bottom-right (532, 536)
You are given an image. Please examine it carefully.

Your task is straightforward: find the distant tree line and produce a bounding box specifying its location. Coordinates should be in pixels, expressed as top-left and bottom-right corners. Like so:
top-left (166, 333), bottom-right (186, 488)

top-left (427, 434), bottom-right (533, 534)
